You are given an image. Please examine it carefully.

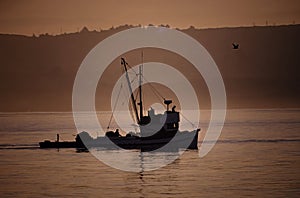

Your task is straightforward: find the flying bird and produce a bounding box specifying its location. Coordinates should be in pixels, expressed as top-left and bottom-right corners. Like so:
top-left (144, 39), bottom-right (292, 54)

top-left (232, 43), bottom-right (239, 49)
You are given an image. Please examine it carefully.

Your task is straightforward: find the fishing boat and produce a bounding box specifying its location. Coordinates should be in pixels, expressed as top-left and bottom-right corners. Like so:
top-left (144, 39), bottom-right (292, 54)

top-left (39, 58), bottom-right (200, 151)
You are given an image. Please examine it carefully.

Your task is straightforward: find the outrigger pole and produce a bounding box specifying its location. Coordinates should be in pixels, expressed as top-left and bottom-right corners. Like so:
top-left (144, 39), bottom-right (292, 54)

top-left (121, 58), bottom-right (140, 124)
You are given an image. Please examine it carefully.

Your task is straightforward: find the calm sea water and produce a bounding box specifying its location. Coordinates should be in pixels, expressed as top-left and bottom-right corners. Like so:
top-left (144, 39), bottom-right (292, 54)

top-left (0, 109), bottom-right (299, 197)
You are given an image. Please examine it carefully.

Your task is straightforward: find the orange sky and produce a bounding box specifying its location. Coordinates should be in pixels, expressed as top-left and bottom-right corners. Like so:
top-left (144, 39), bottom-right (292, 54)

top-left (0, 0), bottom-right (299, 35)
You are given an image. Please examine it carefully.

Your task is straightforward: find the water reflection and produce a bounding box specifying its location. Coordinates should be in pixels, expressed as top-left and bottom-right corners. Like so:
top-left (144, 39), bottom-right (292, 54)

top-left (91, 148), bottom-right (181, 172)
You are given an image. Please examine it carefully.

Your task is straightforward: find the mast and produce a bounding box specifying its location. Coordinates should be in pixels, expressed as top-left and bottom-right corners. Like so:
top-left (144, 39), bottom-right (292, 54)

top-left (139, 52), bottom-right (143, 120)
top-left (121, 58), bottom-right (140, 124)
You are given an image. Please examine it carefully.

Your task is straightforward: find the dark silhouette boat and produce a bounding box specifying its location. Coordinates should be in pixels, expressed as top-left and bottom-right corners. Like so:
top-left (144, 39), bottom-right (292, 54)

top-left (39, 58), bottom-right (200, 151)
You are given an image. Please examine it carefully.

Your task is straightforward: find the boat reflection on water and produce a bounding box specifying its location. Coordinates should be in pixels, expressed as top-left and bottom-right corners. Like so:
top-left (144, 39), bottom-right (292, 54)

top-left (89, 147), bottom-right (182, 172)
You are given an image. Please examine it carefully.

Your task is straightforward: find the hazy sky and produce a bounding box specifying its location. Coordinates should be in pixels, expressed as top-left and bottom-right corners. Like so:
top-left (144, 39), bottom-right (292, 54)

top-left (0, 0), bottom-right (299, 35)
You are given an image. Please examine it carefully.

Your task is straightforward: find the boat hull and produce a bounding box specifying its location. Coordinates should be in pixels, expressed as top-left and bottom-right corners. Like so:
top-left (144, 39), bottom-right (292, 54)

top-left (39, 130), bottom-right (199, 151)
top-left (39, 141), bottom-right (78, 148)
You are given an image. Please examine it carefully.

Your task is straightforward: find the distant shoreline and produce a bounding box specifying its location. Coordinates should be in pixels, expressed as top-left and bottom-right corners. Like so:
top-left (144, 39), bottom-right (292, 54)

top-left (0, 23), bottom-right (299, 37)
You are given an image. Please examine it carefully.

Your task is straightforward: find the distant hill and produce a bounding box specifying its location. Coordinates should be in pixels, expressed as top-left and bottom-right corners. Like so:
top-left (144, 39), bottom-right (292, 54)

top-left (0, 25), bottom-right (299, 112)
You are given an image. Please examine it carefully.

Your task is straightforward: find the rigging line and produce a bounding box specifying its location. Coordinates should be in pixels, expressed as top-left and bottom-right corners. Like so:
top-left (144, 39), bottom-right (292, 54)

top-left (122, 83), bottom-right (137, 125)
top-left (107, 84), bottom-right (123, 130)
top-left (142, 75), bottom-right (165, 101)
top-left (130, 76), bottom-right (137, 84)
top-left (135, 88), bottom-right (139, 103)
top-left (127, 71), bottom-right (138, 75)
top-left (121, 62), bottom-right (138, 83)
top-left (179, 112), bottom-right (196, 128)
top-left (127, 63), bottom-right (160, 98)
top-left (125, 61), bottom-right (140, 77)
top-left (125, 60), bottom-right (165, 105)
top-left (129, 99), bottom-right (138, 126)
top-left (124, 84), bottom-right (138, 126)
top-left (120, 59), bottom-right (140, 127)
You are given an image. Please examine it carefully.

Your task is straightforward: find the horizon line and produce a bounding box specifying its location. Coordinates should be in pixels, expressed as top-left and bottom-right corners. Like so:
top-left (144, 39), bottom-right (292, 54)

top-left (1, 23), bottom-right (299, 37)
top-left (1, 107), bottom-right (300, 114)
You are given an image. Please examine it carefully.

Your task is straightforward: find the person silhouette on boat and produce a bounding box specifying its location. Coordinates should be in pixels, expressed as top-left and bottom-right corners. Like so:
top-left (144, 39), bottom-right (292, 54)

top-left (105, 129), bottom-right (121, 137)
top-left (172, 105), bottom-right (176, 112)
top-left (115, 129), bottom-right (120, 137)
